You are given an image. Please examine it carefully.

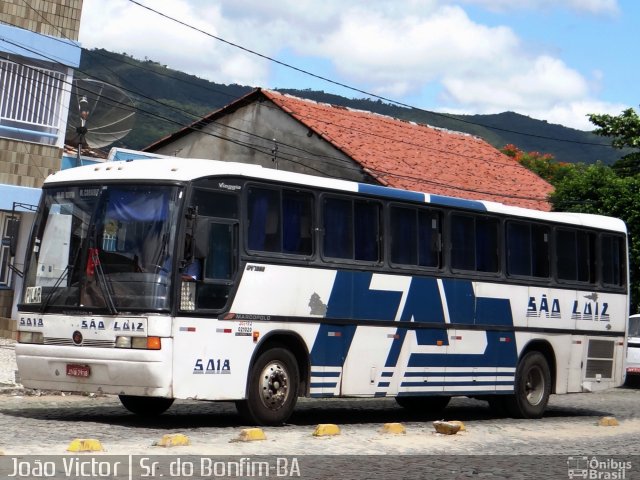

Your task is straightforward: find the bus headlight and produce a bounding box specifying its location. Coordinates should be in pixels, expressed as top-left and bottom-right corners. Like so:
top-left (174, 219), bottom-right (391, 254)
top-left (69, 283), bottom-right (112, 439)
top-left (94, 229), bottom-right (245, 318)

top-left (115, 336), bottom-right (162, 350)
top-left (115, 336), bottom-right (132, 348)
top-left (18, 331), bottom-right (44, 344)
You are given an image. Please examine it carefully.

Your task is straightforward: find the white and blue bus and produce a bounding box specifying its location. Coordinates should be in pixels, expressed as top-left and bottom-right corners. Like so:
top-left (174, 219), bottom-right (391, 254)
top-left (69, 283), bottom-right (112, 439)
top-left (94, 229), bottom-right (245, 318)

top-left (16, 156), bottom-right (628, 425)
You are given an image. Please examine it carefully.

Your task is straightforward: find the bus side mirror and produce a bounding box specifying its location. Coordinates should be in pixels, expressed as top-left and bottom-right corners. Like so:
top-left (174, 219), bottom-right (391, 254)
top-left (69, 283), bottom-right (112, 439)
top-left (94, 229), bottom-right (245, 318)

top-left (7, 217), bottom-right (20, 257)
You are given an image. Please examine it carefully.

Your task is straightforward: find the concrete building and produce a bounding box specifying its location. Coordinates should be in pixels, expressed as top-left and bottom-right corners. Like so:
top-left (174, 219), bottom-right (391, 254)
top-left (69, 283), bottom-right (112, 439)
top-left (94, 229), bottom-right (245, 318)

top-left (0, 0), bottom-right (83, 337)
top-left (145, 88), bottom-right (553, 212)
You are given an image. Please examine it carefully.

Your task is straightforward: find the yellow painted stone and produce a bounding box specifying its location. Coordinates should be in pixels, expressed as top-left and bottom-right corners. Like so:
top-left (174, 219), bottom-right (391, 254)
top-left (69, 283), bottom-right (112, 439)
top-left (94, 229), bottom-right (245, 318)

top-left (598, 416), bottom-right (619, 426)
top-left (433, 421), bottom-right (461, 435)
top-left (313, 424), bottom-right (341, 436)
top-left (67, 439), bottom-right (104, 452)
top-left (237, 428), bottom-right (267, 442)
top-left (448, 420), bottom-right (466, 432)
top-left (154, 433), bottom-right (191, 447)
top-left (380, 423), bottom-right (406, 434)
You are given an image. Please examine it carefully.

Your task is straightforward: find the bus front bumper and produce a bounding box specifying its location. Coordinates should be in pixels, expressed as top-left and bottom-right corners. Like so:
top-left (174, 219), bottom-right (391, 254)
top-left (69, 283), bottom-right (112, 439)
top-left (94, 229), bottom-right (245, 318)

top-left (15, 341), bottom-right (173, 397)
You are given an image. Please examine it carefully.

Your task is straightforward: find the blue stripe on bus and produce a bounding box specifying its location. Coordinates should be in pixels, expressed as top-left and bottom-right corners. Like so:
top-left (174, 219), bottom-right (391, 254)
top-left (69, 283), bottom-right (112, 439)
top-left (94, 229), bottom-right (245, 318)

top-left (397, 389), bottom-right (511, 396)
top-left (408, 331), bottom-right (518, 368)
top-left (442, 278), bottom-right (514, 326)
top-left (403, 371), bottom-right (512, 377)
top-left (358, 183), bottom-right (426, 203)
top-left (400, 381), bottom-right (514, 387)
top-left (429, 195), bottom-right (487, 211)
top-left (310, 371), bottom-right (341, 377)
top-left (442, 279), bottom-right (475, 324)
top-left (309, 324), bottom-right (357, 367)
top-left (400, 277), bottom-right (445, 322)
top-left (326, 271), bottom-right (403, 321)
top-left (310, 382), bottom-right (338, 389)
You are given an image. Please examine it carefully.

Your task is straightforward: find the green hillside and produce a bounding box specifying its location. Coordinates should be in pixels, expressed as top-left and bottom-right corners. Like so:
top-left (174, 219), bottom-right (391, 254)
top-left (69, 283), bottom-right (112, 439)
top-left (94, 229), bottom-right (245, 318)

top-left (74, 49), bottom-right (626, 165)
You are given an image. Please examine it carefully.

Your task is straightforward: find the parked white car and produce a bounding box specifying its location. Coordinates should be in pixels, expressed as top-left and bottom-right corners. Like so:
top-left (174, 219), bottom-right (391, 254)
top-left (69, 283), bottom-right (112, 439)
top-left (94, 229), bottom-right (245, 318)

top-left (626, 314), bottom-right (640, 385)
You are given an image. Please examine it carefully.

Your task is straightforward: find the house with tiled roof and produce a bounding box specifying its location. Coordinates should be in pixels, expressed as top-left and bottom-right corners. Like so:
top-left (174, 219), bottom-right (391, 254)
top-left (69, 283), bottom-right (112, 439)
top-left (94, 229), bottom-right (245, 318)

top-left (144, 88), bottom-right (553, 211)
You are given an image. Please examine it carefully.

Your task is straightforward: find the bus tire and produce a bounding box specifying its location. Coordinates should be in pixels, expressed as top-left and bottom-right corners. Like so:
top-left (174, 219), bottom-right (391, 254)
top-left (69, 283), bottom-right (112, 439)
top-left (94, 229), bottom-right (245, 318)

top-left (505, 351), bottom-right (551, 419)
top-left (395, 395), bottom-right (450, 413)
top-left (237, 347), bottom-right (299, 426)
top-left (118, 395), bottom-right (174, 416)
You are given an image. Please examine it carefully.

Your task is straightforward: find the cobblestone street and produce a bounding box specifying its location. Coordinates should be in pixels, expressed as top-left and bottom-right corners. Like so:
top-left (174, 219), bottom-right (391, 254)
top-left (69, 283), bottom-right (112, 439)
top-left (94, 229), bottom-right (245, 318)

top-left (2, 338), bottom-right (640, 478)
top-left (1, 388), bottom-right (639, 457)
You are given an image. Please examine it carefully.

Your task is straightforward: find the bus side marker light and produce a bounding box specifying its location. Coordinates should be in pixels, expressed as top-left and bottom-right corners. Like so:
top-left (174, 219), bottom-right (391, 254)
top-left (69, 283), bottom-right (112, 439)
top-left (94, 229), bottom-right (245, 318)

top-left (252, 331), bottom-right (260, 343)
top-left (436, 340), bottom-right (444, 346)
top-left (67, 439), bottom-right (103, 452)
top-left (154, 433), bottom-right (190, 447)
top-left (380, 423), bottom-right (406, 435)
top-left (313, 424), bottom-right (341, 437)
top-left (147, 337), bottom-right (162, 350)
top-left (232, 428), bottom-right (266, 442)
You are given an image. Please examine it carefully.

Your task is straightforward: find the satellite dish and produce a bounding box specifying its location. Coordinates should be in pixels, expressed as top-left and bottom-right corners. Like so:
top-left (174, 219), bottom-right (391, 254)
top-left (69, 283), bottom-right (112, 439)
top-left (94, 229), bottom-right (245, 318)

top-left (66, 79), bottom-right (136, 155)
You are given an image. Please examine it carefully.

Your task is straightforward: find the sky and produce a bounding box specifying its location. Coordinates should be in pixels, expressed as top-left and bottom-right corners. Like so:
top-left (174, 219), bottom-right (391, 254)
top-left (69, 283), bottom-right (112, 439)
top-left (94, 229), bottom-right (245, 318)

top-left (77, 0), bottom-right (639, 131)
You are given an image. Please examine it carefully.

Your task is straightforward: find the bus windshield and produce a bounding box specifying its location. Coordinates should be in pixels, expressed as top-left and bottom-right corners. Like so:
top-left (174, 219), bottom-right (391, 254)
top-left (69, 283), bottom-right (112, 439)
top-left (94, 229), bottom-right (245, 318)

top-left (21, 184), bottom-right (181, 313)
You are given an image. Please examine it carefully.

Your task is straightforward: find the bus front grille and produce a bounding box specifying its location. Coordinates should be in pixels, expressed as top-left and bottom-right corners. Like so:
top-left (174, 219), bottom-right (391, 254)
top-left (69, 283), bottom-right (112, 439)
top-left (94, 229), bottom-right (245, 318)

top-left (44, 337), bottom-right (116, 348)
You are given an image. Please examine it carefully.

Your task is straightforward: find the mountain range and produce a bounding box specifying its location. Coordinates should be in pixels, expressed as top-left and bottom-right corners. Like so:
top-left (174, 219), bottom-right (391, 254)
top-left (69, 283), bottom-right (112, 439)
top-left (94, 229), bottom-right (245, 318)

top-left (74, 49), bottom-right (626, 165)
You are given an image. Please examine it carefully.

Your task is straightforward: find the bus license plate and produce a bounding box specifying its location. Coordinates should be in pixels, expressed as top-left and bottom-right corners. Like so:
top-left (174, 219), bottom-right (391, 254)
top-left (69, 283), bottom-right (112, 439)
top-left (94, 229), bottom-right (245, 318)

top-left (66, 364), bottom-right (91, 378)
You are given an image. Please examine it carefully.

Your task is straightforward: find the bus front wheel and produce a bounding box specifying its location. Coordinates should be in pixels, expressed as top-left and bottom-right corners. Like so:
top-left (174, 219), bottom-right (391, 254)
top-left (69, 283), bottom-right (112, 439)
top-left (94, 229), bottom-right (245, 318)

top-left (505, 351), bottom-right (551, 419)
top-left (119, 395), bottom-right (174, 416)
top-left (236, 347), bottom-right (300, 426)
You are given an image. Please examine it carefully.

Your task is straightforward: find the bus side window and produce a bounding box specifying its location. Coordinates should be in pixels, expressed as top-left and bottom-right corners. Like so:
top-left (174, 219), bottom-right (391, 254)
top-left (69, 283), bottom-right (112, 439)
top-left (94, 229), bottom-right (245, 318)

top-left (556, 228), bottom-right (596, 283)
top-left (204, 222), bottom-right (235, 280)
top-left (185, 188), bottom-right (239, 311)
top-left (601, 234), bottom-right (625, 287)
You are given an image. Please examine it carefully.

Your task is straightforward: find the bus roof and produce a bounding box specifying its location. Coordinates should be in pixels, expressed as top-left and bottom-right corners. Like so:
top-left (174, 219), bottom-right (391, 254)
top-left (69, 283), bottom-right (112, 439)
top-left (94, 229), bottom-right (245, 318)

top-left (45, 157), bottom-right (626, 233)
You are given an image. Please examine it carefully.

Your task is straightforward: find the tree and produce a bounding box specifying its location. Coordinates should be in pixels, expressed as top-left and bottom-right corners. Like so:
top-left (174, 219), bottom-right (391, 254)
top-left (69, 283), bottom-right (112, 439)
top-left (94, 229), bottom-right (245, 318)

top-left (588, 107), bottom-right (640, 177)
top-left (501, 144), bottom-right (574, 185)
top-left (550, 162), bottom-right (640, 313)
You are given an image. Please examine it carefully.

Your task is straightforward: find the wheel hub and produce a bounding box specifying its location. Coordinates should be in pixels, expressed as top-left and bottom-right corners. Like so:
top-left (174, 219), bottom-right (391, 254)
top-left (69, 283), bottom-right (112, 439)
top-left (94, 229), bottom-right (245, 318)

top-left (260, 361), bottom-right (289, 410)
top-left (524, 365), bottom-right (544, 406)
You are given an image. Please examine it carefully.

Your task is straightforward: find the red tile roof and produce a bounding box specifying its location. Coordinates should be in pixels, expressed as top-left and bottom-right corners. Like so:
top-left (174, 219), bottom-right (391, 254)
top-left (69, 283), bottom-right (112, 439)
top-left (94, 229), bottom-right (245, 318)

top-left (262, 90), bottom-right (553, 211)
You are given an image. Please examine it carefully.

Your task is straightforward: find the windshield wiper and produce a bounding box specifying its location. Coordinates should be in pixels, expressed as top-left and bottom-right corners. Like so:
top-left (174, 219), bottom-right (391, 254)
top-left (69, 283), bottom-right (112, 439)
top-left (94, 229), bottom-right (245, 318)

top-left (39, 264), bottom-right (70, 313)
top-left (89, 247), bottom-right (118, 315)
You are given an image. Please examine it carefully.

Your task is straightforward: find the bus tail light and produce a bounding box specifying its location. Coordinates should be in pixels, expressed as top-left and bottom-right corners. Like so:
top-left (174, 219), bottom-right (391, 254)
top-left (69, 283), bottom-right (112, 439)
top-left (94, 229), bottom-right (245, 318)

top-left (18, 331), bottom-right (44, 344)
top-left (115, 336), bottom-right (162, 350)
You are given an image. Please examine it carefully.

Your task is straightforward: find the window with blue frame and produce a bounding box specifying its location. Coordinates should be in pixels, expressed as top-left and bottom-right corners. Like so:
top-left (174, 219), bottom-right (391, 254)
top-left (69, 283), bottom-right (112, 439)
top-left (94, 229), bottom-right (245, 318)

top-left (247, 186), bottom-right (313, 256)
top-left (506, 221), bottom-right (550, 278)
top-left (556, 229), bottom-right (595, 283)
top-left (323, 196), bottom-right (381, 262)
top-left (601, 234), bottom-right (625, 287)
top-left (390, 206), bottom-right (442, 268)
top-left (451, 213), bottom-right (499, 273)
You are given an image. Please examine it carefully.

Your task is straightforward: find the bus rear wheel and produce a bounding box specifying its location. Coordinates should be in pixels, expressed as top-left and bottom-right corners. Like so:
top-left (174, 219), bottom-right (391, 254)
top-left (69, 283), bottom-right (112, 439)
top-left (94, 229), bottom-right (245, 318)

top-left (119, 395), bottom-right (174, 416)
top-left (236, 347), bottom-right (299, 426)
top-left (395, 395), bottom-right (450, 413)
top-left (505, 351), bottom-right (551, 419)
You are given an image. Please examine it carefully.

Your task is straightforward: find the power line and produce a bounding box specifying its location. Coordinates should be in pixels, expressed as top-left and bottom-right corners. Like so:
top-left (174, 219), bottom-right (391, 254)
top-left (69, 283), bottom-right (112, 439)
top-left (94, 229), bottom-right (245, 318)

top-left (1, 37), bottom-right (551, 204)
top-left (1, 15), bottom-right (551, 204)
top-left (126, 0), bottom-right (614, 149)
